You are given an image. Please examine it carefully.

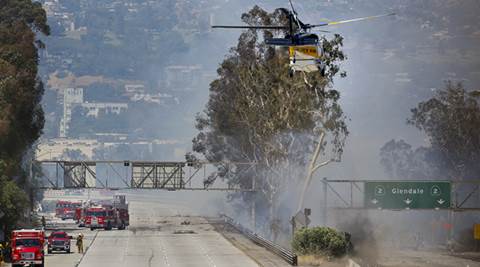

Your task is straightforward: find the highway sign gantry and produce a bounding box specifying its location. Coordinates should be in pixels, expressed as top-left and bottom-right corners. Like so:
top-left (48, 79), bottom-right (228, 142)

top-left (364, 181), bottom-right (451, 209)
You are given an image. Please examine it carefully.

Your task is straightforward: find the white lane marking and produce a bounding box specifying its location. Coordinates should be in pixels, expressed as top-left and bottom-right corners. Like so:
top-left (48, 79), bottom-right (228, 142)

top-left (75, 230), bottom-right (99, 267)
top-left (158, 237), bottom-right (170, 267)
top-left (123, 229), bottom-right (130, 263)
top-left (191, 235), bottom-right (217, 267)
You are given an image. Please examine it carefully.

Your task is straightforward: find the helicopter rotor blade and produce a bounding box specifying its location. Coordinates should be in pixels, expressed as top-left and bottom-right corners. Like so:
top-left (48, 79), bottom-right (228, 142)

top-left (211, 25), bottom-right (288, 30)
top-left (288, 0), bottom-right (297, 15)
top-left (288, 0), bottom-right (305, 32)
top-left (310, 12), bottom-right (395, 28)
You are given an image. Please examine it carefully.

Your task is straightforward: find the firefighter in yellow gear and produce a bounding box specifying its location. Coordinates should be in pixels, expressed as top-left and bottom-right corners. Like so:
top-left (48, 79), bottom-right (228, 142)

top-left (76, 233), bottom-right (84, 254)
top-left (0, 243), bottom-right (4, 264)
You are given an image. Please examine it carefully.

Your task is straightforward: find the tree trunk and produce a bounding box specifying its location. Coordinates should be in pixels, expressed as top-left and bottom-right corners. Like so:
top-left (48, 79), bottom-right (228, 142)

top-left (251, 194), bottom-right (256, 232)
top-left (269, 196), bottom-right (274, 237)
top-left (296, 132), bottom-right (325, 213)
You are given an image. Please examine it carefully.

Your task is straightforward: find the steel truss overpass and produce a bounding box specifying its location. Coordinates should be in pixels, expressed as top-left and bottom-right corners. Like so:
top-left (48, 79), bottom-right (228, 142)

top-left (37, 160), bottom-right (255, 191)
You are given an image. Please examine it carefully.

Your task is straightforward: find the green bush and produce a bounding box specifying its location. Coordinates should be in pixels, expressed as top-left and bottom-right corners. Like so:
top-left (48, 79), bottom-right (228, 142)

top-left (292, 227), bottom-right (350, 257)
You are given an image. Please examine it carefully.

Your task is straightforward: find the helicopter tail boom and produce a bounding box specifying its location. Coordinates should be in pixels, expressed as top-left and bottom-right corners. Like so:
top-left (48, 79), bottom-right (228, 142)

top-left (211, 25), bottom-right (287, 30)
top-left (310, 12), bottom-right (395, 28)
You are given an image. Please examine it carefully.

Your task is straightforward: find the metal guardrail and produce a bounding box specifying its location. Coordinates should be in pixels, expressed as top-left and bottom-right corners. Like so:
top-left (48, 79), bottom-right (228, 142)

top-left (220, 214), bottom-right (298, 266)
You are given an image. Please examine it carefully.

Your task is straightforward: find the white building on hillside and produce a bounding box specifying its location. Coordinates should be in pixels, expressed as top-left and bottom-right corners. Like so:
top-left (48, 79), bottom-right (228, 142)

top-left (82, 102), bottom-right (128, 117)
top-left (60, 88), bottom-right (84, 137)
top-left (164, 65), bottom-right (203, 90)
top-left (59, 87), bottom-right (128, 137)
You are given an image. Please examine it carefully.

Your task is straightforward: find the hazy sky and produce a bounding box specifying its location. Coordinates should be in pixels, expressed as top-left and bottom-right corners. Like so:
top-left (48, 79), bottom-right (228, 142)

top-left (206, 0), bottom-right (480, 179)
top-left (39, 0), bottom-right (480, 178)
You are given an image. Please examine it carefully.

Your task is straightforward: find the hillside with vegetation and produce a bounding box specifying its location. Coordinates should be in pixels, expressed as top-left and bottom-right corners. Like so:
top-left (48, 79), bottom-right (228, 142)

top-left (36, 0), bottom-right (480, 150)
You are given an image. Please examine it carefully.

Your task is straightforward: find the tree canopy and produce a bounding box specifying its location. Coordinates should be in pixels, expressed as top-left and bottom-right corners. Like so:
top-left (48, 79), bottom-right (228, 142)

top-left (381, 82), bottom-right (480, 180)
top-left (0, 163), bottom-right (29, 233)
top-left (191, 6), bottom-right (348, 237)
top-left (0, 0), bottom-right (49, 171)
top-left (0, 0), bottom-right (49, 234)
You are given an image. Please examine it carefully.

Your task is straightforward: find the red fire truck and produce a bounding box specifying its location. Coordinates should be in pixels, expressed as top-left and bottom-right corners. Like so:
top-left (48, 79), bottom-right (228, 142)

top-left (84, 206), bottom-right (105, 230)
top-left (74, 206), bottom-right (86, 226)
top-left (11, 229), bottom-right (45, 267)
top-left (74, 200), bottom-right (97, 226)
top-left (55, 200), bottom-right (82, 220)
top-left (85, 195), bottom-right (129, 230)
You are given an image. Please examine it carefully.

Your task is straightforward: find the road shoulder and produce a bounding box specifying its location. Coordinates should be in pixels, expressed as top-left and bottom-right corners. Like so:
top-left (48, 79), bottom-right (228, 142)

top-left (209, 218), bottom-right (292, 267)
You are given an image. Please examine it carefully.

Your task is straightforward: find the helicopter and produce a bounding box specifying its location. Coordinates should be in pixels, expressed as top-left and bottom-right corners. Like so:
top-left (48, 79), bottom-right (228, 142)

top-left (212, 0), bottom-right (395, 76)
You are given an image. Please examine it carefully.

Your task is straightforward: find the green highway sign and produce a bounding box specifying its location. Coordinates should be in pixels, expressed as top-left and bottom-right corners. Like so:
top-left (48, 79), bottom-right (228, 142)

top-left (364, 181), bottom-right (451, 209)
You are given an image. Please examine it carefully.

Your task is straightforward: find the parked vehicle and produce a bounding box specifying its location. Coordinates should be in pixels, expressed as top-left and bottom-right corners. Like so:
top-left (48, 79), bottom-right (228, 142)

top-left (47, 231), bottom-right (72, 254)
top-left (11, 229), bottom-right (45, 267)
top-left (55, 200), bottom-right (82, 220)
top-left (85, 206), bottom-right (107, 230)
top-left (85, 195), bottom-right (129, 230)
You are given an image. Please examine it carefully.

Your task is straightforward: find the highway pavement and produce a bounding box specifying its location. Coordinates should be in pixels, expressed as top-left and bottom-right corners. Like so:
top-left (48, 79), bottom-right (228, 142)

top-left (2, 228), bottom-right (96, 267)
top-left (44, 229), bottom-right (96, 267)
top-left (5, 191), bottom-right (480, 267)
top-left (74, 192), bottom-right (258, 267)
top-left (77, 196), bottom-right (258, 267)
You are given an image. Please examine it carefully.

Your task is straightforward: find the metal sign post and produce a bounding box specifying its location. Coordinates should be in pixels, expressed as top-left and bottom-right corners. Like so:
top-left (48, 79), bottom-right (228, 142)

top-left (291, 209), bottom-right (311, 239)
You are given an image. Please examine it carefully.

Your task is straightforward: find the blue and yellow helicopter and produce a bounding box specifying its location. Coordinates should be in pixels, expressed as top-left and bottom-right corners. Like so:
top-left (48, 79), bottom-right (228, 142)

top-left (212, 1), bottom-right (394, 76)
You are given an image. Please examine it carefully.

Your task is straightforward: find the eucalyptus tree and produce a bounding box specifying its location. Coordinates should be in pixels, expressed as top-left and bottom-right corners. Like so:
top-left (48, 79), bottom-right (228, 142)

top-left (408, 81), bottom-right (480, 180)
top-left (0, 0), bottom-right (49, 230)
top-left (380, 82), bottom-right (480, 181)
top-left (192, 6), bottom-right (348, 232)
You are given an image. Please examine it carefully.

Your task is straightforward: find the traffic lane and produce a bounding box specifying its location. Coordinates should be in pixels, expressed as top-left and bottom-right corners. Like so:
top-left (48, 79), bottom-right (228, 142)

top-left (79, 222), bottom-right (258, 267)
top-left (79, 199), bottom-right (258, 267)
top-left (44, 229), bottom-right (97, 267)
top-left (2, 229), bottom-right (95, 267)
top-left (122, 190), bottom-right (228, 217)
